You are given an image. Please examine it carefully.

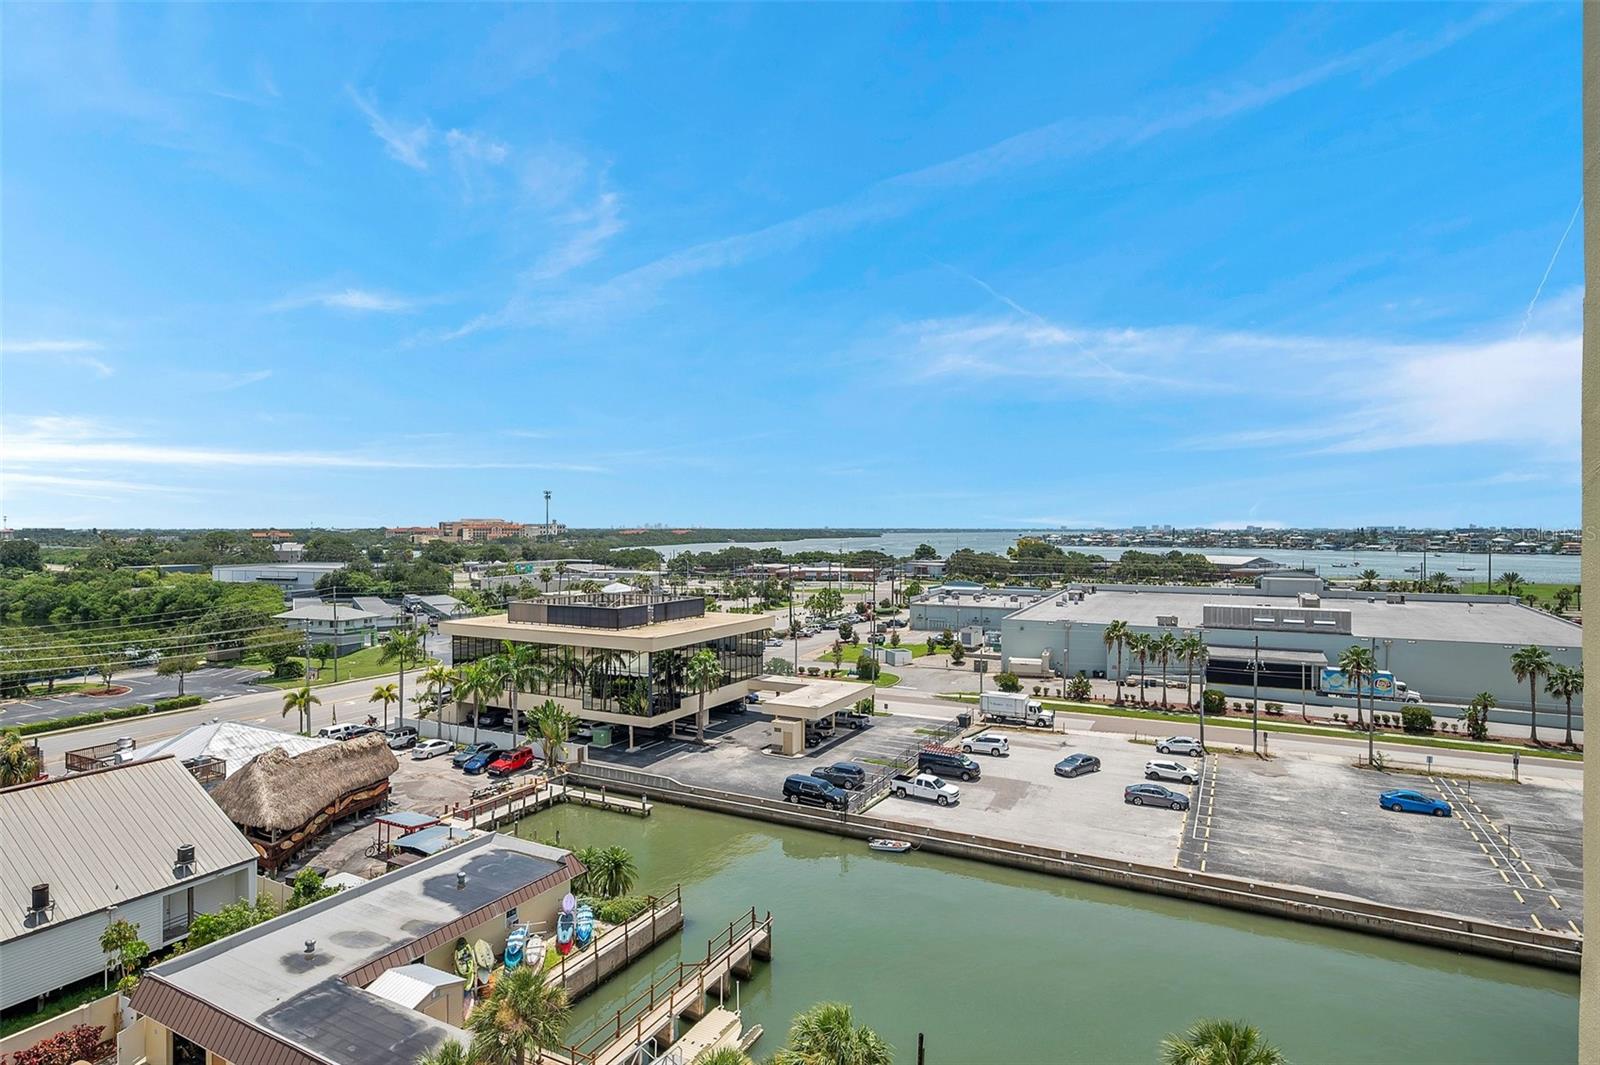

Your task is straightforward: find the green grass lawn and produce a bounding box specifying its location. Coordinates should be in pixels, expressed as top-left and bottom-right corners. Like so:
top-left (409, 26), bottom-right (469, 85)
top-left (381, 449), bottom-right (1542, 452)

top-left (0, 979), bottom-right (109, 1038)
top-left (817, 642), bottom-right (926, 664)
top-left (938, 693), bottom-right (1583, 761)
top-left (253, 645), bottom-right (440, 689)
top-left (1456, 581), bottom-right (1579, 610)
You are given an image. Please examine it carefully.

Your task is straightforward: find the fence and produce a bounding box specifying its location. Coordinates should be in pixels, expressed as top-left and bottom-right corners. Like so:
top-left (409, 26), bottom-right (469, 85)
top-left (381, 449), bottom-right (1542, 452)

top-left (853, 714), bottom-right (965, 808)
top-left (63, 739), bottom-right (134, 773)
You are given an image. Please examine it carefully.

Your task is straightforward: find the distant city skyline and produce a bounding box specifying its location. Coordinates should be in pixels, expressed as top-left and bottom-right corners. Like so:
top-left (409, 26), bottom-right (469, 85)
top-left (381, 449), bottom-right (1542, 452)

top-left (0, 4), bottom-right (1581, 528)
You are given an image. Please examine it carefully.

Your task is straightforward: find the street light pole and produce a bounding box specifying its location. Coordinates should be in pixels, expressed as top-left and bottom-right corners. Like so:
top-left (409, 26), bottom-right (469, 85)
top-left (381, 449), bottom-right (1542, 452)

top-left (1252, 634), bottom-right (1260, 755)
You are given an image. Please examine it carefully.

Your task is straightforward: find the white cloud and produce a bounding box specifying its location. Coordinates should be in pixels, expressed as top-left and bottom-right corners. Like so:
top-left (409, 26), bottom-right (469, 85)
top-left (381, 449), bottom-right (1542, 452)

top-left (192, 369), bottom-right (272, 391)
top-left (274, 287), bottom-right (415, 313)
top-left (348, 87), bottom-right (432, 170)
top-left (0, 338), bottom-right (113, 377)
top-left (528, 189), bottom-right (624, 281)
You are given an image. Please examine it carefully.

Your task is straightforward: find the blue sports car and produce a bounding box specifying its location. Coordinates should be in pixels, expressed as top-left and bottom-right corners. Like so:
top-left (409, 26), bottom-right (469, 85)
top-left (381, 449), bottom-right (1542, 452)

top-left (1379, 789), bottom-right (1452, 817)
top-left (461, 748), bottom-right (500, 775)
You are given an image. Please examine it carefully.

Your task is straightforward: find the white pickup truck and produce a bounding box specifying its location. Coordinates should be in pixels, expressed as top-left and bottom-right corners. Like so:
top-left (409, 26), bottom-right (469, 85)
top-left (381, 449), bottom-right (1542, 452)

top-left (890, 772), bottom-right (961, 806)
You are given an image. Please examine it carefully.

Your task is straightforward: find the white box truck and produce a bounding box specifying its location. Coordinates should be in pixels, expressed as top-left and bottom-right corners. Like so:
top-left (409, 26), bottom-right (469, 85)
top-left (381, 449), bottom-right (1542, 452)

top-left (979, 691), bottom-right (1055, 727)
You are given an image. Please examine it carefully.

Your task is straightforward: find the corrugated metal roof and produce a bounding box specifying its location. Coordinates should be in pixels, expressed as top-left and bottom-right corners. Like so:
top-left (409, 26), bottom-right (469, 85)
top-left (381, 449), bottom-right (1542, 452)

top-left (0, 758), bottom-right (259, 942)
top-left (132, 721), bottom-right (332, 777)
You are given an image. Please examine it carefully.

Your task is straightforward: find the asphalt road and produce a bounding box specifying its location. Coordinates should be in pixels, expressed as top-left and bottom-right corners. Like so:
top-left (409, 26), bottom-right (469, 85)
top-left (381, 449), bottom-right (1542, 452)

top-left (0, 665), bottom-right (271, 727)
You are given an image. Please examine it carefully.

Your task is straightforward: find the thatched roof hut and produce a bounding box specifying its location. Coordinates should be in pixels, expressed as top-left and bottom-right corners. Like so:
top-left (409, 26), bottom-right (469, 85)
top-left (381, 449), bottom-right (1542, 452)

top-left (212, 733), bottom-right (398, 833)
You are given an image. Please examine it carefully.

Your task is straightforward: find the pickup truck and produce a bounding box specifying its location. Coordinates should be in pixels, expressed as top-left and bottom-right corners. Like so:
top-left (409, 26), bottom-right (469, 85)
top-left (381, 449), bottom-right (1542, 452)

top-left (890, 772), bottom-right (960, 806)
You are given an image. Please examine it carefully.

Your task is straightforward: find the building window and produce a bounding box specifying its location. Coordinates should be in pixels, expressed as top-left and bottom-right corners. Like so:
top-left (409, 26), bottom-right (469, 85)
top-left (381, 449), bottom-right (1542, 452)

top-left (172, 1032), bottom-right (206, 1065)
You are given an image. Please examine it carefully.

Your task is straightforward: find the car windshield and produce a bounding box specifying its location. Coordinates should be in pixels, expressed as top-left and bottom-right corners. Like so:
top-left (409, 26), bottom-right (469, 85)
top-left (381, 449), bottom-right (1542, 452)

top-left (929, 777), bottom-right (947, 788)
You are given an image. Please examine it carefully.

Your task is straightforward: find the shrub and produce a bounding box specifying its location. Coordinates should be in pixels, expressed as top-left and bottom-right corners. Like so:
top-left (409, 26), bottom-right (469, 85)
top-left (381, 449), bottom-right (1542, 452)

top-left (854, 657), bottom-right (880, 681)
top-left (1032, 685), bottom-right (1042, 697)
top-left (1200, 690), bottom-right (1226, 716)
top-left (765, 657), bottom-right (795, 676)
top-left (1066, 674), bottom-right (1092, 701)
top-left (994, 671), bottom-right (1022, 693)
top-left (18, 704), bottom-right (153, 736)
top-left (1401, 705), bottom-right (1435, 734)
top-left (153, 695), bottom-right (204, 712)
top-left (1265, 702), bottom-right (1283, 716)
top-left (272, 660), bottom-right (306, 680)
top-left (9, 1024), bottom-right (107, 1065)
top-left (806, 666), bottom-right (821, 677)
top-left (595, 895), bottom-right (653, 924)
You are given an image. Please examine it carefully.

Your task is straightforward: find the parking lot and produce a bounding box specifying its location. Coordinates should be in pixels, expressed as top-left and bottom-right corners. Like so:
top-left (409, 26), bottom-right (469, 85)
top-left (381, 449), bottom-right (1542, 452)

top-left (1184, 754), bottom-right (1586, 929)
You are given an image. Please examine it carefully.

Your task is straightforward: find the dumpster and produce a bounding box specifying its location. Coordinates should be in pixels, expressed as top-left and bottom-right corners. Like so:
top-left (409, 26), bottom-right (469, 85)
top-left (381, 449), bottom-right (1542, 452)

top-left (956, 711), bottom-right (972, 729)
top-left (590, 725), bottom-right (614, 749)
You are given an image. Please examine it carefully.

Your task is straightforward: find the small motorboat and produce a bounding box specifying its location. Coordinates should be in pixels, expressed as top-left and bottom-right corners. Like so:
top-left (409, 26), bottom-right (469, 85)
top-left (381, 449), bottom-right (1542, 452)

top-left (452, 938), bottom-right (474, 979)
top-left (504, 925), bottom-right (529, 971)
top-left (868, 838), bottom-right (913, 853)
top-left (555, 912), bottom-right (575, 955)
top-left (575, 905), bottom-right (594, 949)
top-left (1457, 566), bottom-right (1477, 572)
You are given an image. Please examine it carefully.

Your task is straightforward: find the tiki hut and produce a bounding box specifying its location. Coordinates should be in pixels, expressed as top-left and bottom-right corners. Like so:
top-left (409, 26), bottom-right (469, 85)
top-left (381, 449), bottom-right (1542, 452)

top-left (211, 733), bottom-right (399, 871)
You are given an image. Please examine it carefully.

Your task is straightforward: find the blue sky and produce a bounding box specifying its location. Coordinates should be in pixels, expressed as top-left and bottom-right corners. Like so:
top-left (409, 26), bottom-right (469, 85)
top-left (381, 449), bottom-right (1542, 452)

top-left (0, 3), bottom-right (1582, 530)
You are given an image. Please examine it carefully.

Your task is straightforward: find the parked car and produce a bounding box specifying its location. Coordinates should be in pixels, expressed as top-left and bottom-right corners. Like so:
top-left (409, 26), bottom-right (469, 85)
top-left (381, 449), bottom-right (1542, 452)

top-left (453, 742), bottom-right (499, 768)
top-left (411, 739), bottom-right (454, 760)
top-left (917, 748), bottom-right (982, 782)
top-left (766, 637), bottom-right (785, 647)
top-left (1054, 753), bottom-right (1101, 777)
top-left (385, 727), bottom-right (419, 750)
top-left (487, 747), bottom-right (536, 777)
top-left (890, 772), bottom-right (960, 805)
top-left (476, 709), bottom-right (510, 730)
top-left (1124, 783), bottom-right (1189, 810)
top-left (318, 723), bottom-right (367, 741)
top-left (868, 633), bottom-right (886, 645)
top-left (1155, 737), bottom-right (1206, 757)
top-left (783, 774), bottom-right (847, 810)
top-left (1144, 760), bottom-right (1197, 785)
top-left (838, 709), bottom-right (871, 730)
top-left (812, 762), bottom-right (867, 790)
top-left (1380, 789), bottom-right (1453, 817)
top-left (813, 717), bottom-right (836, 737)
top-left (961, 733), bottom-right (1010, 756)
top-left (461, 747), bottom-right (499, 774)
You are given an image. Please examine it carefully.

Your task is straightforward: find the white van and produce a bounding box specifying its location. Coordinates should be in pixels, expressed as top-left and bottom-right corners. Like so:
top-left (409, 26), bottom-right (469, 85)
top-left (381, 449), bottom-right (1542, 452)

top-left (318, 723), bottom-right (365, 741)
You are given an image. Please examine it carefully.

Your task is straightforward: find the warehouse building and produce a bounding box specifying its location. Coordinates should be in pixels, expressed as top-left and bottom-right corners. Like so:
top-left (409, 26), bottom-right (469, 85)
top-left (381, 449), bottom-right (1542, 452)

top-left (914, 579), bottom-right (1582, 724)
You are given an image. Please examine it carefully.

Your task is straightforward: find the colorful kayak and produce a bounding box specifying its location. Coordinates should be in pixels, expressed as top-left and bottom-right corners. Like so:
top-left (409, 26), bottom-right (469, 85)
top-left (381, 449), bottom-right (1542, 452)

top-left (555, 912), bottom-right (575, 955)
top-left (575, 905), bottom-right (594, 949)
top-left (504, 926), bottom-right (529, 970)
top-left (453, 938), bottom-right (474, 978)
top-left (472, 938), bottom-right (495, 985)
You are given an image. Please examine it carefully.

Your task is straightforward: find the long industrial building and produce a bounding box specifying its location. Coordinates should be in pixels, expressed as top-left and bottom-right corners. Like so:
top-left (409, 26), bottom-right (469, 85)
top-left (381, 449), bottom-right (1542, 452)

top-left (912, 574), bottom-right (1582, 724)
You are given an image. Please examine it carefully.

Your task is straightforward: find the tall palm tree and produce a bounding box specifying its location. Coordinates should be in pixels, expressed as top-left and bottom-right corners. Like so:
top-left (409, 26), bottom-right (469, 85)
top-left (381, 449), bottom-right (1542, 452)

top-left (773, 1002), bottom-right (892, 1065)
top-left (1160, 1018), bottom-right (1286, 1065)
top-left (1176, 633), bottom-right (1205, 710)
top-left (1545, 664), bottom-right (1583, 748)
top-left (532, 698), bottom-right (576, 769)
top-left (581, 845), bottom-right (638, 899)
top-left (1499, 571), bottom-right (1525, 597)
top-left (1153, 631), bottom-right (1178, 709)
top-left (368, 682), bottom-right (398, 729)
top-left (0, 729), bottom-right (40, 786)
top-left (455, 661), bottom-right (497, 746)
top-left (685, 647), bottom-right (724, 744)
top-left (1129, 633), bottom-right (1152, 700)
top-left (379, 628), bottom-right (423, 730)
top-left (282, 686), bottom-right (321, 735)
top-left (417, 1038), bottom-right (469, 1065)
top-left (467, 963), bottom-right (570, 1065)
top-left (1103, 620), bottom-right (1130, 704)
top-left (1511, 645), bottom-right (1554, 744)
top-left (1337, 644), bottom-right (1377, 766)
top-left (698, 1049), bottom-right (755, 1065)
top-left (1356, 569), bottom-right (1380, 591)
top-left (505, 643), bottom-right (548, 750)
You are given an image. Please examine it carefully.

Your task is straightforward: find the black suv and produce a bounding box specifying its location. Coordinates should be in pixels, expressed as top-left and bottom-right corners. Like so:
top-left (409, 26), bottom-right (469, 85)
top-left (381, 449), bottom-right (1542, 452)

top-left (917, 748), bottom-right (982, 781)
top-left (812, 762), bottom-right (867, 790)
top-left (782, 774), bottom-right (847, 810)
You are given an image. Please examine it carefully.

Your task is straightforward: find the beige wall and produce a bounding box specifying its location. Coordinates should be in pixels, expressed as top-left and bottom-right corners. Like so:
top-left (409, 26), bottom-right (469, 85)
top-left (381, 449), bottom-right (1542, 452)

top-left (2, 991), bottom-right (119, 1060)
top-left (1582, 10), bottom-right (1598, 1059)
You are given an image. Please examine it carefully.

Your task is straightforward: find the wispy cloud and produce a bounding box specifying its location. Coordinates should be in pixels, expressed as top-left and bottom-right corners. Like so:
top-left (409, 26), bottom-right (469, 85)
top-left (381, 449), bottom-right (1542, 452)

top-left (4, 471), bottom-right (204, 497)
top-left (348, 87), bottom-right (432, 170)
top-left (3, 416), bottom-right (604, 472)
top-left (273, 287), bottom-right (416, 313)
top-left (1, 338), bottom-right (114, 377)
top-left (191, 369), bottom-right (273, 391)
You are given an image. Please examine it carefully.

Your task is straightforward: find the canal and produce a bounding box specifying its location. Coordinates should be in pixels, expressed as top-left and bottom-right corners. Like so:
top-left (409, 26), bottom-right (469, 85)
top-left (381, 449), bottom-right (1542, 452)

top-left (515, 804), bottom-right (1576, 1063)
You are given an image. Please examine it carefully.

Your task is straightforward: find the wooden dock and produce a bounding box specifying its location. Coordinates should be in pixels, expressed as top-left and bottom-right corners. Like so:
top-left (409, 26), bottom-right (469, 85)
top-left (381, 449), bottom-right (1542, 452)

top-left (550, 908), bottom-right (774, 1065)
top-left (453, 775), bottom-right (653, 831)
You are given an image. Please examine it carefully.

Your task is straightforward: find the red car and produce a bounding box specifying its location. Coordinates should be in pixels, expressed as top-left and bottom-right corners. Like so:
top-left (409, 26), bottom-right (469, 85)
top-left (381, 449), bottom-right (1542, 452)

top-left (486, 746), bottom-right (535, 777)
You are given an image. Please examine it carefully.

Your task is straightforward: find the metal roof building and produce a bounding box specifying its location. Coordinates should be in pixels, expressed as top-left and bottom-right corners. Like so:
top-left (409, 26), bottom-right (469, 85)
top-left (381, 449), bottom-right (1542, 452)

top-left (132, 720), bottom-right (333, 779)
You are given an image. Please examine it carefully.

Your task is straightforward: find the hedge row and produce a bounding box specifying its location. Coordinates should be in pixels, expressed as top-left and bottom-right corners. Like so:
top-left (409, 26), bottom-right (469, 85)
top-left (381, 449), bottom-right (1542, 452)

top-left (16, 696), bottom-right (206, 737)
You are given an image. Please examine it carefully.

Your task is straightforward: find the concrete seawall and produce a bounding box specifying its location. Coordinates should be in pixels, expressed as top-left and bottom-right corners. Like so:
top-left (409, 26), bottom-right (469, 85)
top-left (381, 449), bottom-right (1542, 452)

top-left (566, 764), bottom-right (1582, 972)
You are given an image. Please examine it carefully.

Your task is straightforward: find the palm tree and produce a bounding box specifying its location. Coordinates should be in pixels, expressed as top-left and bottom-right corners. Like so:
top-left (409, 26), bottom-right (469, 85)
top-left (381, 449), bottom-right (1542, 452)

top-left (369, 682), bottom-right (398, 730)
top-left (1153, 631), bottom-right (1177, 709)
top-left (1337, 644), bottom-right (1377, 765)
top-left (417, 1038), bottom-right (469, 1065)
top-left (1356, 569), bottom-right (1381, 591)
top-left (1554, 587), bottom-right (1575, 615)
top-left (1128, 633), bottom-right (1151, 700)
top-left (282, 686), bottom-right (321, 734)
top-left (1160, 1018), bottom-right (1286, 1065)
top-left (581, 845), bottom-right (638, 898)
top-left (1176, 633), bottom-right (1205, 710)
top-left (379, 628), bottom-right (423, 730)
top-left (467, 963), bottom-right (570, 1065)
top-left (1103, 620), bottom-right (1130, 704)
top-left (420, 663), bottom-right (457, 731)
top-left (1499, 571), bottom-right (1525, 597)
top-left (1545, 664), bottom-right (1583, 748)
top-left (698, 1049), bottom-right (755, 1065)
top-left (539, 567), bottom-right (553, 593)
top-left (454, 661), bottom-right (497, 746)
top-left (532, 698), bottom-right (576, 769)
top-left (685, 647), bottom-right (724, 744)
top-left (0, 729), bottom-right (40, 786)
top-left (505, 643), bottom-right (548, 750)
top-left (1511, 645), bottom-right (1554, 744)
top-left (773, 1002), bottom-right (892, 1065)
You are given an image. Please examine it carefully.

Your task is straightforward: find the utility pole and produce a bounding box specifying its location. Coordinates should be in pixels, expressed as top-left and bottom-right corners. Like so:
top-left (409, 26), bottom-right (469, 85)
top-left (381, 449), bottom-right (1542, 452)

top-left (1252, 634), bottom-right (1260, 755)
top-left (543, 490), bottom-right (552, 538)
top-left (331, 583), bottom-right (340, 682)
top-left (1368, 635), bottom-right (1378, 767)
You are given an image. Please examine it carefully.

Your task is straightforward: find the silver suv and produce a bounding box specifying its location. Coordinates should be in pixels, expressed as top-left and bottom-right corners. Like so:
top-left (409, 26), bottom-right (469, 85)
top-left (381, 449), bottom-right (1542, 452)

top-left (1155, 736), bottom-right (1205, 757)
top-left (1144, 759), bottom-right (1196, 785)
top-left (961, 733), bottom-right (1010, 756)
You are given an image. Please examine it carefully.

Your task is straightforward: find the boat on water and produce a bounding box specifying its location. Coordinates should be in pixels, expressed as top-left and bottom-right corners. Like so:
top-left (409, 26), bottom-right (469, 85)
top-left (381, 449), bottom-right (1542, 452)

top-left (504, 925), bottom-right (529, 970)
top-left (556, 912), bottom-right (575, 955)
top-left (1404, 567), bottom-right (1420, 573)
top-left (575, 904), bottom-right (595, 949)
top-left (1456, 566), bottom-right (1477, 572)
top-left (453, 938), bottom-right (474, 979)
top-left (1330, 563), bottom-right (1349, 568)
top-left (868, 838), bottom-right (913, 853)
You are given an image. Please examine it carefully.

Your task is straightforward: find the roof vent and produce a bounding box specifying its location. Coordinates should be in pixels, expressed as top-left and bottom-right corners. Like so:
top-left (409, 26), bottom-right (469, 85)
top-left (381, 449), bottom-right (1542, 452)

top-left (457, 871), bottom-right (468, 890)
top-left (176, 843), bottom-right (195, 866)
top-left (30, 884), bottom-right (51, 913)
top-left (304, 939), bottom-right (316, 957)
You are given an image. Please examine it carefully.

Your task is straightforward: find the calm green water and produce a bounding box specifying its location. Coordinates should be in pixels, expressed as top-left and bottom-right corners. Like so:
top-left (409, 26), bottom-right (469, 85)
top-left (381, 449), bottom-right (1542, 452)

top-left (516, 805), bottom-right (1576, 1064)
